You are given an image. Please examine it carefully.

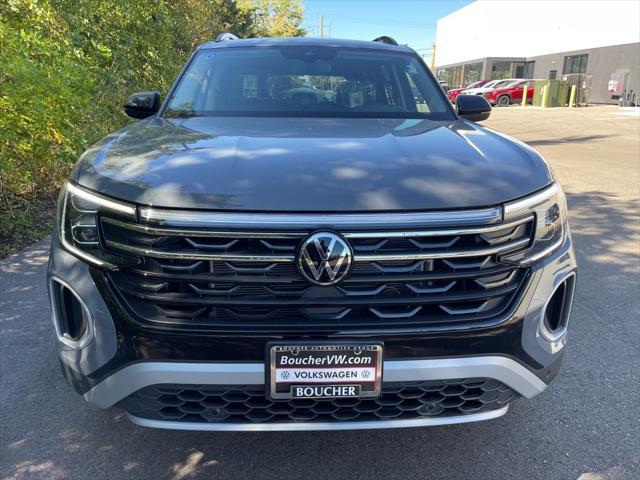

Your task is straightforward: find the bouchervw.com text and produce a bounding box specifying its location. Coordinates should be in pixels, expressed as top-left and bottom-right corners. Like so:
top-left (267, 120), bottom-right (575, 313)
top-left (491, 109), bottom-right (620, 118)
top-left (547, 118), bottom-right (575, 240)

top-left (279, 354), bottom-right (373, 366)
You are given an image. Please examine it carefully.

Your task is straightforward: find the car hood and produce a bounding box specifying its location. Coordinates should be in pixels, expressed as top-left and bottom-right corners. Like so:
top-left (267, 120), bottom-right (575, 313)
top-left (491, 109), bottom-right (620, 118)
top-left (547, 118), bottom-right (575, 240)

top-left (73, 116), bottom-right (552, 212)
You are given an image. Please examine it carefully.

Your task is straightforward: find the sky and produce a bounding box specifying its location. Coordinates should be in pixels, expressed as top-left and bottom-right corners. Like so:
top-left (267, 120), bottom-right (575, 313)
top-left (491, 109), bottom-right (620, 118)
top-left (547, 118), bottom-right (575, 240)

top-left (301, 0), bottom-right (473, 64)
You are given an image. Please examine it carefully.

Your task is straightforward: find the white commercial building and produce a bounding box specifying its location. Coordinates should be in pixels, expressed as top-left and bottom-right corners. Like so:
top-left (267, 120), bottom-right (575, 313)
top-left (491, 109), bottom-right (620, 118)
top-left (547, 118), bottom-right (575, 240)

top-left (434, 0), bottom-right (640, 104)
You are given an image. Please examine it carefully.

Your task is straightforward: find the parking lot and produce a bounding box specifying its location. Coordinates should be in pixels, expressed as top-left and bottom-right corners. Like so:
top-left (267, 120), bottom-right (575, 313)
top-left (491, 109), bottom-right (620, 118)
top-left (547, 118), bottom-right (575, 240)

top-left (1, 105), bottom-right (638, 480)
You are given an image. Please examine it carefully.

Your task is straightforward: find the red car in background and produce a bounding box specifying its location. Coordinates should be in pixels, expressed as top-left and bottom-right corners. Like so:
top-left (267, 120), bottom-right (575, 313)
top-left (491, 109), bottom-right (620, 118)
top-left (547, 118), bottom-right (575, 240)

top-left (484, 80), bottom-right (535, 106)
top-left (447, 80), bottom-right (491, 103)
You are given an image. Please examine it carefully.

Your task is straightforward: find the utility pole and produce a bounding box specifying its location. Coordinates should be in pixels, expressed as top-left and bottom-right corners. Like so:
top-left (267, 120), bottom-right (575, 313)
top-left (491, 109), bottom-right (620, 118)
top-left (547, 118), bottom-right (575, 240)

top-left (320, 15), bottom-right (324, 38)
top-left (430, 42), bottom-right (436, 71)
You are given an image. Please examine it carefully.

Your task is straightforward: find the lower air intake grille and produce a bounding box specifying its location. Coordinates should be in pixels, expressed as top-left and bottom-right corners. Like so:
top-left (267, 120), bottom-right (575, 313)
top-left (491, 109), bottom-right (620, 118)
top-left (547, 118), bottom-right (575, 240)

top-left (121, 379), bottom-right (517, 424)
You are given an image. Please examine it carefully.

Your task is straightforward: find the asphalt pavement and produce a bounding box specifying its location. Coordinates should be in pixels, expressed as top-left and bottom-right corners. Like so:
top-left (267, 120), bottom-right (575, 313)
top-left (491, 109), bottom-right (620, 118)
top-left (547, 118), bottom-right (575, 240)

top-left (1, 105), bottom-right (639, 480)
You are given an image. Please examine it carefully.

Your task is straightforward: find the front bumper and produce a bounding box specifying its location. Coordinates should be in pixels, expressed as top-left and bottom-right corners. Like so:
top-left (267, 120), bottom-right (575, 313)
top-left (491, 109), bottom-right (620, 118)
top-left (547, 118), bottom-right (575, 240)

top-left (48, 231), bottom-right (577, 430)
top-left (90, 356), bottom-right (539, 431)
top-left (128, 404), bottom-right (511, 432)
top-left (85, 356), bottom-right (546, 409)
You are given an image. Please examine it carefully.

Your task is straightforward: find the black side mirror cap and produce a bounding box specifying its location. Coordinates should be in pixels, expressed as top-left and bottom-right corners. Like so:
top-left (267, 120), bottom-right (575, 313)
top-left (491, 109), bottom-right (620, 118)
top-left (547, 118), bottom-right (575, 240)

top-left (456, 94), bottom-right (492, 122)
top-left (124, 91), bottom-right (161, 119)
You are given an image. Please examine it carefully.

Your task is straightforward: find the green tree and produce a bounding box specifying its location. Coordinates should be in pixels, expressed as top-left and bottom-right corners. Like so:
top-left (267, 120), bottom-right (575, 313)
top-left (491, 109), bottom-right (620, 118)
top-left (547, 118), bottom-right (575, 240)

top-left (209, 0), bottom-right (256, 38)
top-left (0, 0), bottom-right (305, 256)
top-left (239, 0), bottom-right (306, 37)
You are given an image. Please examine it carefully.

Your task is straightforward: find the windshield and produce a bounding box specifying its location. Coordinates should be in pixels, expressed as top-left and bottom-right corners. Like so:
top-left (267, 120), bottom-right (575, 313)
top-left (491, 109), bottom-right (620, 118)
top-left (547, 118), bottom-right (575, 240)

top-left (466, 80), bottom-right (486, 89)
top-left (494, 80), bottom-right (515, 88)
top-left (164, 47), bottom-right (454, 120)
top-left (481, 81), bottom-right (499, 89)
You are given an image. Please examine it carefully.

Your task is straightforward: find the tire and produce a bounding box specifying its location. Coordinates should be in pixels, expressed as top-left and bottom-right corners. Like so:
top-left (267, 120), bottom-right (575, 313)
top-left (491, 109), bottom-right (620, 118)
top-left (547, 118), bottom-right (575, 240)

top-left (497, 95), bottom-right (511, 107)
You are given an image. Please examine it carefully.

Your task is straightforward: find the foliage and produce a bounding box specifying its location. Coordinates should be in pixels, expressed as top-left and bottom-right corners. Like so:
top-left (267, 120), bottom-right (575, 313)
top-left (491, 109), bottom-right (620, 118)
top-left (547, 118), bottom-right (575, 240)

top-left (0, 0), bottom-right (305, 256)
top-left (240, 0), bottom-right (306, 37)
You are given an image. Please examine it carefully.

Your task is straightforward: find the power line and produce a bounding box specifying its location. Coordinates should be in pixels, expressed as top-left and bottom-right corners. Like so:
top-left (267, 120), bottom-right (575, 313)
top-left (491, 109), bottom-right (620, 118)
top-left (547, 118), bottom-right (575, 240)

top-left (309, 17), bottom-right (332, 38)
top-left (311, 11), bottom-right (435, 29)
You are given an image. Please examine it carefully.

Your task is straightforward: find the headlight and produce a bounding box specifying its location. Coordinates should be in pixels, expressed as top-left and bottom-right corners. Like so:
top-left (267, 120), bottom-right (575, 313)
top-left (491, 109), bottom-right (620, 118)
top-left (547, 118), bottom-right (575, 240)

top-left (58, 182), bottom-right (140, 269)
top-left (500, 183), bottom-right (568, 265)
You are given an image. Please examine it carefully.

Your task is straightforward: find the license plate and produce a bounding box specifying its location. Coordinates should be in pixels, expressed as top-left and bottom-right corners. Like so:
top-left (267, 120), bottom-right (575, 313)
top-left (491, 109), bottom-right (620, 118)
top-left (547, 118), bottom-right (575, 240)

top-left (267, 342), bottom-right (383, 400)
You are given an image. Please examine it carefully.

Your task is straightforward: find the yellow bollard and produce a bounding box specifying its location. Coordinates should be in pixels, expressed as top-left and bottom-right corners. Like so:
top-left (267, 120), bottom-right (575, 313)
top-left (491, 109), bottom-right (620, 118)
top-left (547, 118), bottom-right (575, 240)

top-left (541, 84), bottom-right (549, 108)
top-left (569, 84), bottom-right (577, 108)
top-left (522, 85), bottom-right (528, 107)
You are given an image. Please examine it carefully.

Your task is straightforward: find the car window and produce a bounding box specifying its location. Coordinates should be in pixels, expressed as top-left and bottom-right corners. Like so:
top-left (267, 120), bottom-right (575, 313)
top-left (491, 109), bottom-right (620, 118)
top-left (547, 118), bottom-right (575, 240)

top-left (468, 80), bottom-right (486, 89)
top-left (164, 47), bottom-right (453, 119)
top-left (404, 69), bottom-right (430, 112)
top-left (488, 80), bottom-right (508, 88)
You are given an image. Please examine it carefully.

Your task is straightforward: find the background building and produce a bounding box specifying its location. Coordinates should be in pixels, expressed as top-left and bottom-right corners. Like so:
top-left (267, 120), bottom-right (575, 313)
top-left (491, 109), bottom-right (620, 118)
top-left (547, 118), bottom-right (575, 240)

top-left (434, 0), bottom-right (640, 104)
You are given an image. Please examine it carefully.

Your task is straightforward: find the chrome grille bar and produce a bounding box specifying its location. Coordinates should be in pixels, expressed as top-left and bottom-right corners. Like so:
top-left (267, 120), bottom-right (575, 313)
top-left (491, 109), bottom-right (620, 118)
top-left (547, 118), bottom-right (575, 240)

top-left (105, 237), bottom-right (529, 263)
top-left (102, 214), bottom-right (532, 240)
top-left (138, 206), bottom-right (503, 229)
top-left (104, 240), bottom-right (296, 263)
top-left (355, 238), bottom-right (529, 262)
top-left (101, 217), bottom-right (305, 239)
top-left (123, 263), bottom-right (516, 284)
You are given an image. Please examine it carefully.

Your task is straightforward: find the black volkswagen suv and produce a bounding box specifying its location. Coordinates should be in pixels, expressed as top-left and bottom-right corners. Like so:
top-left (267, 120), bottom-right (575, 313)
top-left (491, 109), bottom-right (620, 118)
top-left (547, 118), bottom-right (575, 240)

top-left (48, 35), bottom-right (577, 431)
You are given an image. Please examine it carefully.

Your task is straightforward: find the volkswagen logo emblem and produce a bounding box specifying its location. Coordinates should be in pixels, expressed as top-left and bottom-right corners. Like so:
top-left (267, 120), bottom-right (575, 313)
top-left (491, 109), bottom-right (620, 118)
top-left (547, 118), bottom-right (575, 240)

top-left (297, 232), bottom-right (353, 286)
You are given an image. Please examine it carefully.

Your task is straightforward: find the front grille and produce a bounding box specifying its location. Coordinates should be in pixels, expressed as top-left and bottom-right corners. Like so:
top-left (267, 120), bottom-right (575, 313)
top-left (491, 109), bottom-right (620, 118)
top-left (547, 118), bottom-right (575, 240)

top-left (121, 379), bottom-right (517, 424)
top-left (100, 210), bottom-right (533, 332)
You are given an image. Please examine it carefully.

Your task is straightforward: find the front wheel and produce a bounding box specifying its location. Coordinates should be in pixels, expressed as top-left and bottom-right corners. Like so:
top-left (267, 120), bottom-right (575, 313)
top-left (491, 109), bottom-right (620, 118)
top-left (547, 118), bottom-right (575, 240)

top-left (497, 95), bottom-right (511, 107)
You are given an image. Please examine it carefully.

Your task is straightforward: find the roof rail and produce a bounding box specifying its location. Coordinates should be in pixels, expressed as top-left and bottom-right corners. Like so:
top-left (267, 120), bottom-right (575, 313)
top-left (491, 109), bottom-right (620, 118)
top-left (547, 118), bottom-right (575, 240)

top-left (215, 32), bottom-right (239, 42)
top-left (372, 36), bottom-right (398, 46)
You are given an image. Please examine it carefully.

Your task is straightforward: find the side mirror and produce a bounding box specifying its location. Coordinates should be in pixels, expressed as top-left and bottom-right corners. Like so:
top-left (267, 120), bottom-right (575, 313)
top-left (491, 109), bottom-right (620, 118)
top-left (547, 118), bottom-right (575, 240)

top-left (124, 91), bottom-right (161, 119)
top-left (456, 94), bottom-right (492, 122)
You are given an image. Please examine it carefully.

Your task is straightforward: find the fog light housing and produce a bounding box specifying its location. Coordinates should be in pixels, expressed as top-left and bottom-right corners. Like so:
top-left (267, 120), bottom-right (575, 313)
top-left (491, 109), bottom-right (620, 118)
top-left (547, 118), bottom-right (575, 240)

top-left (539, 273), bottom-right (576, 342)
top-left (48, 277), bottom-right (93, 349)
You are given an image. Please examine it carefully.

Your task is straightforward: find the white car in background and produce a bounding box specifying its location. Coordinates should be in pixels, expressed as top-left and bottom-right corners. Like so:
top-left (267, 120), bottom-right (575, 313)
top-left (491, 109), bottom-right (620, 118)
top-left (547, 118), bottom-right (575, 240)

top-left (463, 78), bottom-right (521, 96)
